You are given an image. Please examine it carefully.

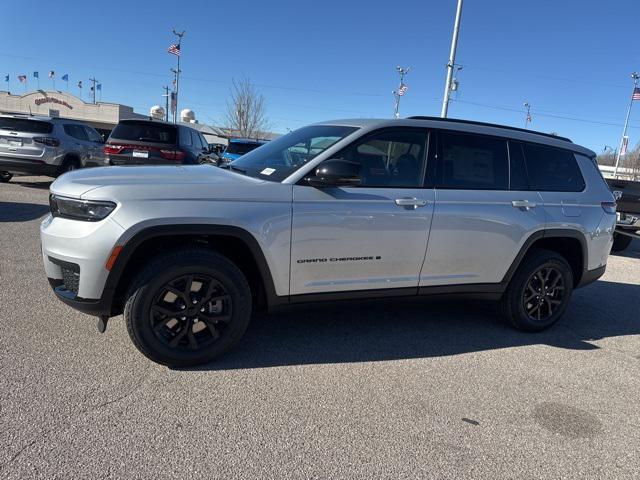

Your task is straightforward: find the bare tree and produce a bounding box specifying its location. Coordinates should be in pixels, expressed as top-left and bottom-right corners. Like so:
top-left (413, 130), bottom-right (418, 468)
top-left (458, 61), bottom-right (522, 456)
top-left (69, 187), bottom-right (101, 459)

top-left (224, 79), bottom-right (271, 139)
top-left (596, 149), bottom-right (616, 167)
top-left (624, 143), bottom-right (640, 180)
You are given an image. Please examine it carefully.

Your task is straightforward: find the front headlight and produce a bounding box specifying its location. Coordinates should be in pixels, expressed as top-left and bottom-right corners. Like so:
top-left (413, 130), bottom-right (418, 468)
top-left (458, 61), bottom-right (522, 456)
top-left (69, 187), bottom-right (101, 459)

top-left (49, 195), bottom-right (116, 222)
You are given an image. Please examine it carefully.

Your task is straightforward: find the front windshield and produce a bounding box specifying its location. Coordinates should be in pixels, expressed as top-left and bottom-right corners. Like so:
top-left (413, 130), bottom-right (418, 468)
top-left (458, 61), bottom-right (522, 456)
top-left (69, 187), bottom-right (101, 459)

top-left (228, 125), bottom-right (358, 182)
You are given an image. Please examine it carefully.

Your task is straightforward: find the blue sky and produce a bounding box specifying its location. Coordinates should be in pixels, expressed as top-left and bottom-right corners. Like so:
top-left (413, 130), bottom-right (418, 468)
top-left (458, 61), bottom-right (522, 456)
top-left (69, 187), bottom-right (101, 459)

top-left (2, 0), bottom-right (639, 152)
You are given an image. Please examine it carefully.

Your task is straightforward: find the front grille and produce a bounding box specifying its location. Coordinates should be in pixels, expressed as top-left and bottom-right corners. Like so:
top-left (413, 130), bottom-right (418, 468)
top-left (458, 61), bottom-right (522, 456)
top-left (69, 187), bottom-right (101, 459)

top-left (61, 267), bottom-right (80, 294)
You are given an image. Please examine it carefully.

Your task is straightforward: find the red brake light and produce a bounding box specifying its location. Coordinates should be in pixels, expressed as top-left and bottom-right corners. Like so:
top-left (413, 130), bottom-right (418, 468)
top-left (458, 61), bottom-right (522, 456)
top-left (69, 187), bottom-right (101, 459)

top-left (104, 144), bottom-right (125, 155)
top-left (160, 149), bottom-right (186, 161)
top-left (33, 136), bottom-right (60, 147)
top-left (601, 202), bottom-right (617, 214)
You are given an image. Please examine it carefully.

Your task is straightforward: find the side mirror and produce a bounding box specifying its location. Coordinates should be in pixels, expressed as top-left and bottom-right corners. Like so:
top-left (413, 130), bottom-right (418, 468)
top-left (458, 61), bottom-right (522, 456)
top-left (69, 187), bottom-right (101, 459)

top-left (306, 159), bottom-right (362, 187)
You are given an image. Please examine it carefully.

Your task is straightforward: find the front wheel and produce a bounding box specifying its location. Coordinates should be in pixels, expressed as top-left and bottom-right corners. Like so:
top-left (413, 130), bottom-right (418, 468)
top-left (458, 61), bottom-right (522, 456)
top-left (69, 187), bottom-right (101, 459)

top-left (501, 249), bottom-right (574, 331)
top-left (0, 171), bottom-right (12, 182)
top-left (124, 249), bottom-right (252, 367)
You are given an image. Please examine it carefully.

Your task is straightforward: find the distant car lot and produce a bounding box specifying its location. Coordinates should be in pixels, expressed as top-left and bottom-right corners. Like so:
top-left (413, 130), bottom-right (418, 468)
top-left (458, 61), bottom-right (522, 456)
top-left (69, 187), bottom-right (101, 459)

top-left (1, 176), bottom-right (640, 478)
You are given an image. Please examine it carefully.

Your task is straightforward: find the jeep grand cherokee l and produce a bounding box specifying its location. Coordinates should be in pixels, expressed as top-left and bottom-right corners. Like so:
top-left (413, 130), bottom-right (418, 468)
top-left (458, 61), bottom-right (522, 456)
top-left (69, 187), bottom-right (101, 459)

top-left (41, 117), bottom-right (617, 366)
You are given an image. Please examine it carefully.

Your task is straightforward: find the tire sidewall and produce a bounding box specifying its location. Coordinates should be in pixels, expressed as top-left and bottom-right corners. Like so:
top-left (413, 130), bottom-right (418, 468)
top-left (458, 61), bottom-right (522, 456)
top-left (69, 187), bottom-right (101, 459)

top-left (127, 253), bottom-right (251, 366)
top-left (507, 253), bottom-right (574, 331)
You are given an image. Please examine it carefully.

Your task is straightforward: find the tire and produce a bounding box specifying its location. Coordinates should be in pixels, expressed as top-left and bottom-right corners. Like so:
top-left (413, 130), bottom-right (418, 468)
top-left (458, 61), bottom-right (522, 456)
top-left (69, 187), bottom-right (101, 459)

top-left (124, 248), bottom-right (252, 367)
top-left (56, 157), bottom-right (80, 177)
top-left (501, 249), bottom-right (574, 332)
top-left (0, 171), bottom-right (12, 183)
top-left (611, 233), bottom-right (633, 252)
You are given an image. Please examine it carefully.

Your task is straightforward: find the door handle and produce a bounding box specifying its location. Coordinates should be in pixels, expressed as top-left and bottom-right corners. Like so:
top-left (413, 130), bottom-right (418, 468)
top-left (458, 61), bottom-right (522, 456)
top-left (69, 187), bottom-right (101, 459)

top-left (395, 198), bottom-right (428, 208)
top-left (512, 200), bottom-right (537, 210)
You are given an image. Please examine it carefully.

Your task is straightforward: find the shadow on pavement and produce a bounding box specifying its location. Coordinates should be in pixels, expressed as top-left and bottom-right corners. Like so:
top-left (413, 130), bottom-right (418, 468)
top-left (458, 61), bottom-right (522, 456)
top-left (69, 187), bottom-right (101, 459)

top-left (9, 180), bottom-right (53, 190)
top-left (0, 201), bottom-right (50, 222)
top-left (191, 279), bottom-right (640, 371)
top-left (610, 238), bottom-right (640, 260)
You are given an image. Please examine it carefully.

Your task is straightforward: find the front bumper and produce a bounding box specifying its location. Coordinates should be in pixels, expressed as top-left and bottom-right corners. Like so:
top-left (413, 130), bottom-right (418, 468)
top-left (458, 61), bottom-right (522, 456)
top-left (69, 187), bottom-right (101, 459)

top-left (41, 213), bottom-right (125, 306)
top-left (48, 278), bottom-right (113, 317)
top-left (0, 156), bottom-right (58, 176)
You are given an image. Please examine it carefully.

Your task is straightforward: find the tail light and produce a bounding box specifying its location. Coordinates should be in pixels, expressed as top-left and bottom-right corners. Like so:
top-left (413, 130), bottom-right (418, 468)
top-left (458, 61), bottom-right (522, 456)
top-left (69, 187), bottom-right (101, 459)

top-left (160, 149), bottom-right (186, 162)
top-left (33, 137), bottom-right (60, 147)
top-left (601, 201), bottom-right (617, 214)
top-left (104, 144), bottom-right (125, 155)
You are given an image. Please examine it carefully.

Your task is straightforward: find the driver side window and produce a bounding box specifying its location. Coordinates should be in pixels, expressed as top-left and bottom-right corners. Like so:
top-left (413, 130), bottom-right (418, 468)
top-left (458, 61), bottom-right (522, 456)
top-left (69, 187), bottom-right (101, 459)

top-left (332, 129), bottom-right (428, 187)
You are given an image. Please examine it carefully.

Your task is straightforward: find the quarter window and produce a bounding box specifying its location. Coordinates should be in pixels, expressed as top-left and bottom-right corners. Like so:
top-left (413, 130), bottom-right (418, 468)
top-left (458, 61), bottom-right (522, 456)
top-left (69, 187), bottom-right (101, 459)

top-left (438, 132), bottom-right (509, 190)
top-left (522, 143), bottom-right (585, 192)
top-left (333, 129), bottom-right (427, 187)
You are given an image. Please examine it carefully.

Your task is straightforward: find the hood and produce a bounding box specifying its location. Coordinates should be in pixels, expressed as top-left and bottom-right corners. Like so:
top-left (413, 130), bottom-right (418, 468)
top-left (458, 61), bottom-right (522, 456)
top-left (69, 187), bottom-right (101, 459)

top-left (50, 165), bottom-right (265, 198)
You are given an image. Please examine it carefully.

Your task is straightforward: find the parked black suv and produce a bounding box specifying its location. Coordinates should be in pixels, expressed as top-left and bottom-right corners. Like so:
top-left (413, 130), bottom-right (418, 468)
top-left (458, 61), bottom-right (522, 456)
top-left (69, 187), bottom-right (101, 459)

top-left (104, 119), bottom-right (219, 166)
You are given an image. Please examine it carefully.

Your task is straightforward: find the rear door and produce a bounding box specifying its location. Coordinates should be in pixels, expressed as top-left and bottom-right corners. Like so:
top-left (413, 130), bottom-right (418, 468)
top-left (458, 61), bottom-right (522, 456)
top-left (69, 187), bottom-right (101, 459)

top-left (290, 127), bottom-right (435, 295)
top-left (82, 126), bottom-right (106, 166)
top-left (420, 131), bottom-right (545, 287)
top-left (63, 124), bottom-right (93, 166)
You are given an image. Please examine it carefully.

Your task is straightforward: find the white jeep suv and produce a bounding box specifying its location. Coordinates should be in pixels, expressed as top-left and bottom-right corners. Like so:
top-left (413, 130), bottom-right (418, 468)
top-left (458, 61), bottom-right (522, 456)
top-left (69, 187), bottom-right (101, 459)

top-left (41, 117), bottom-right (617, 366)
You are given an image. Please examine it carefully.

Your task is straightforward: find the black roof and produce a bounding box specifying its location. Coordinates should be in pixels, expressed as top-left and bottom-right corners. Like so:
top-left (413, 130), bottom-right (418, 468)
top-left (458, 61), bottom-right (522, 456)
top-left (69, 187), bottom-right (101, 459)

top-left (406, 116), bottom-right (572, 143)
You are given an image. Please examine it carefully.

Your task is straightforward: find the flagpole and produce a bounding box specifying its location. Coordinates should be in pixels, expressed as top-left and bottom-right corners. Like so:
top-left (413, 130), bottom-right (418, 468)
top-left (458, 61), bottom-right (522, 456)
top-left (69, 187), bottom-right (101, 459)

top-left (172, 29), bottom-right (185, 123)
top-left (614, 72), bottom-right (639, 179)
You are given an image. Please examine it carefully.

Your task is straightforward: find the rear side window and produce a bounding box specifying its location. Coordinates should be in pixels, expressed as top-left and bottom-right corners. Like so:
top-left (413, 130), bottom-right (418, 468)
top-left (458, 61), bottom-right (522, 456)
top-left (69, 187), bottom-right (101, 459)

top-left (522, 144), bottom-right (585, 192)
top-left (110, 121), bottom-right (177, 144)
top-left (180, 128), bottom-right (193, 147)
top-left (0, 118), bottom-right (53, 134)
top-left (63, 124), bottom-right (88, 141)
top-left (437, 132), bottom-right (509, 190)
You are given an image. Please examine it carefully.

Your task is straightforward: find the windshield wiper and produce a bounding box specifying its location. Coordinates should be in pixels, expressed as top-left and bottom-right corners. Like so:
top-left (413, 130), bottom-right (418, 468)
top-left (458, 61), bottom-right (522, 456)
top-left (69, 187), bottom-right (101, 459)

top-left (221, 164), bottom-right (247, 174)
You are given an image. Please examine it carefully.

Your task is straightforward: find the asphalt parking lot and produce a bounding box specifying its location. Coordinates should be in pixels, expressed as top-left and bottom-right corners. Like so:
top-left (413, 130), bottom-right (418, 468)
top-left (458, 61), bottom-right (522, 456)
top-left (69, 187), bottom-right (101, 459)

top-left (1, 176), bottom-right (639, 479)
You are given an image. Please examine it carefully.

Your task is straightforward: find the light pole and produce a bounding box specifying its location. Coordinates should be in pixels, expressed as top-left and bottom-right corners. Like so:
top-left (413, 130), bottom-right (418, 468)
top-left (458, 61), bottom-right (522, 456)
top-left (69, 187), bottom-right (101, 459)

top-left (171, 29), bottom-right (185, 123)
top-left (614, 71), bottom-right (639, 178)
top-left (523, 102), bottom-right (532, 129)
top-left (392, 66), bottom-right (410, 118)
top-left (441, 0), bottom-right (464, 118)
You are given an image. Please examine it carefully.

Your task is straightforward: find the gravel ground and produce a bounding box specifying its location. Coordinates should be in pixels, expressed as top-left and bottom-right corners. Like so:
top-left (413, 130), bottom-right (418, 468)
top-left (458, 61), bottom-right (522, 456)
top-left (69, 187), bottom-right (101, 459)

top-left (1, 176), bottom-right (639, 479)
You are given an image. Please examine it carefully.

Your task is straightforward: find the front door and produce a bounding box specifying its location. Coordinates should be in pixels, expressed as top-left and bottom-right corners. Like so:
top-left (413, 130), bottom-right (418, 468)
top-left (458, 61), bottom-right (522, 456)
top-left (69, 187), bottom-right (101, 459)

top-left (291, 128), bottom-right (434, 295)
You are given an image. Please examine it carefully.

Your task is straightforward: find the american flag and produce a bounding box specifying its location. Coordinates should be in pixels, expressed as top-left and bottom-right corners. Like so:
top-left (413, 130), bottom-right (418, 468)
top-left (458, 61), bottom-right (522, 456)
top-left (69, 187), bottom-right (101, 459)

top-left (17, 75), bottom-right (27, 83)
top-left (168, 44), bottom-right (181, 56)
top-left (49, 71), bottom-right (55, 78)
top-left (633, 87), bottom-right (640, 101)
top-left (397, 84), bottom-right (408, 96)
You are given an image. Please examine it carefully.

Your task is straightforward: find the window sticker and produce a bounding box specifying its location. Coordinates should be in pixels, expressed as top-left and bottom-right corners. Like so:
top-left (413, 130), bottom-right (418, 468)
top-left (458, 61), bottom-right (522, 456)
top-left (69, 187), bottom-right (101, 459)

top-left (260, 167), bottom-right (276, 176)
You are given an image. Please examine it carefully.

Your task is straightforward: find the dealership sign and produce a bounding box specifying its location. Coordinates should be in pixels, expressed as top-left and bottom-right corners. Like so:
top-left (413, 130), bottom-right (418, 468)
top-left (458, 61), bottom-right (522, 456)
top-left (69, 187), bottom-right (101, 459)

top-left (34, 96), bottom-right (73, 110)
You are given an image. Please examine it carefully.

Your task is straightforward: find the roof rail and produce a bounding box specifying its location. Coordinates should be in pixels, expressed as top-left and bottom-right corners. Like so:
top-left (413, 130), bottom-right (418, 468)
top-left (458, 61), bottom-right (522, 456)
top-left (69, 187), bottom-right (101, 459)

top-left (406, 116), bottom-right (572, 143)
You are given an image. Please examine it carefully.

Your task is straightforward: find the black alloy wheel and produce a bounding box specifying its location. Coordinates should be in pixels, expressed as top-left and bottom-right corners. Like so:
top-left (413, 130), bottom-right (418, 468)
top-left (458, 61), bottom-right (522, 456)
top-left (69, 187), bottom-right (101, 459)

top-left (150, 274), bottom-right (232, 352)
top-left (522, 266), bottom-right (565, 322)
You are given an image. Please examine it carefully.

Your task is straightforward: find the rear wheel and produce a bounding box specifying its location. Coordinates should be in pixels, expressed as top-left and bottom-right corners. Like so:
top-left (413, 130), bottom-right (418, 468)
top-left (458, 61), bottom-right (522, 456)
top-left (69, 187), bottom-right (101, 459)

top-left (124, 249), bottom-right (252, 367)
top-left (0, 171), bottom-right (12, 183)
top-left (57, 157), bottom-right (80, 177)
top-left (501, 249), bottom-right (573, 331)
top-left (611, 232), bottom-right (633, 252)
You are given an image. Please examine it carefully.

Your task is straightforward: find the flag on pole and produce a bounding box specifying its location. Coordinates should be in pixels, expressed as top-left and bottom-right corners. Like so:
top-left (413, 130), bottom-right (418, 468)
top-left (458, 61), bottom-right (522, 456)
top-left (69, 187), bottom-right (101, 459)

top-left (397, 84), bottom-right (408, 96)
top-left (170, 92), bottom-right (177, 113)
top-left (33, 71), bottom-right (39, 79)
top-left (621, 136), bottom-right (629, 155)
top-left (633, 87), bottom-right (640, 101)
top-left (167, 43), bottom-right (181, 56)
top-left (96, 84), bottom-right (102, 91)
top-left (4, 74), bottom-right (9, 82)
top-left (49, 71), bottom-right (55, 78)
top-left (61, 74), bottom-right (68, 81)
top-left (77, 80), bottom-right (83, 88)
top-left (17, 75), bottom-right (27, 83)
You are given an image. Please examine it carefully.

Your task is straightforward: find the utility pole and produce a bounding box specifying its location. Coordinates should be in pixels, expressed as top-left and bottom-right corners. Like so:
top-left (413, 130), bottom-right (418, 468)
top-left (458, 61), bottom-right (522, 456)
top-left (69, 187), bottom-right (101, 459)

top-left (614, 71), bottom-right (639, 178)
top-left (441, 0), bottom-right (464, 118)
top-left (392, 66), bottom-right (410, 118)
top-left (171, 29), bottom-right (185, 123)
top-left (89, 77), bottom-right (99, 104)
top-left (162, 86), bottom-right (170, 122)
top-left (523, 102), bottom-right (532, 129)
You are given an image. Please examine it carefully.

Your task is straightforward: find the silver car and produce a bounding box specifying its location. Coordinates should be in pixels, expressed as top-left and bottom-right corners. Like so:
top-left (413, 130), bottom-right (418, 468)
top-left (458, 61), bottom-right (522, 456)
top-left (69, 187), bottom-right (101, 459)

top-left (41, 117), bottom-right (617, 366)
top-left (0, 114), bottom-right (105, 182)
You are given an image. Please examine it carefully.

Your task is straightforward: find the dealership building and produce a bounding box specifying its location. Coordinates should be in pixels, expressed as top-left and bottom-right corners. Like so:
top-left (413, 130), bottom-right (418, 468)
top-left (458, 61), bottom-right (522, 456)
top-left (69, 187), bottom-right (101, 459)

top-left (0, 90), bottom-right (232, 145)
